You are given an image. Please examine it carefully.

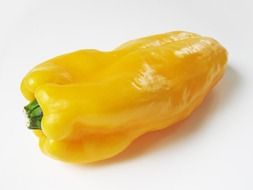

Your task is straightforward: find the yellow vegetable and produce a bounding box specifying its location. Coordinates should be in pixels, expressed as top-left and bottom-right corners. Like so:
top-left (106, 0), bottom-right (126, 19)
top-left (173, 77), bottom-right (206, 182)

top-left (21, 31), bottom-right (227, 163)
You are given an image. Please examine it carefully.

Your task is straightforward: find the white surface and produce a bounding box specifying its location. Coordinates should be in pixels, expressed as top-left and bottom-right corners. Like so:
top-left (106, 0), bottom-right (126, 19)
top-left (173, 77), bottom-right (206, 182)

top-left (0, 0), bottom-right (252, 189)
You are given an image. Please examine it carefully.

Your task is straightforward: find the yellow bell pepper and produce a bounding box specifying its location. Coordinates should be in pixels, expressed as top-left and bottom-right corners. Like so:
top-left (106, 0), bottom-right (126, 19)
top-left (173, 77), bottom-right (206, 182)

top-left (21, 31), bottom-right (227, 163)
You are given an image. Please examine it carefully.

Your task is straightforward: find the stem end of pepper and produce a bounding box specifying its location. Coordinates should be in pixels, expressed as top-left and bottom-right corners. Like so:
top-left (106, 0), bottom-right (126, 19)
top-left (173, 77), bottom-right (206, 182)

top-left (24, 100), bottom-right (43, 130)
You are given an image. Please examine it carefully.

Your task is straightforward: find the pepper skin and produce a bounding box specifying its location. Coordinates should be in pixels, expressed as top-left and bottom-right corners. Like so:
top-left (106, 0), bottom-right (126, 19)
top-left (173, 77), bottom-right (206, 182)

top-left (21, 31), bottom-right (227, 163)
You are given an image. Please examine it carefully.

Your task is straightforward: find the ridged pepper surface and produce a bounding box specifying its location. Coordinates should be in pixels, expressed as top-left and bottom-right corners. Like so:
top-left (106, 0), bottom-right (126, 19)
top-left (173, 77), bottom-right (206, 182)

top-left (21, 31), bottom-right (227, 163)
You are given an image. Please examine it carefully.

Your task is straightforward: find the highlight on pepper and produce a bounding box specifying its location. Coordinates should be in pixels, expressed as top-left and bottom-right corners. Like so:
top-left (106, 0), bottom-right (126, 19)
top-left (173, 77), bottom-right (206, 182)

top-left (21, 31), bottom-right (227, 163)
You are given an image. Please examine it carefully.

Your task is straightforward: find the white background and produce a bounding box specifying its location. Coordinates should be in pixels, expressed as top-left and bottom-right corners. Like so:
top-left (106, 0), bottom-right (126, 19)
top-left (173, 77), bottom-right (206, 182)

top-left (0, 0), bottom-right (252, 189)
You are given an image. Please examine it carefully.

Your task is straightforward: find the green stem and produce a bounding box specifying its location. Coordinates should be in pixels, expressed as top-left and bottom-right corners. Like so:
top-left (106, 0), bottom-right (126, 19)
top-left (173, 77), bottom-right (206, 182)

top-left (24, 100), bottom-right (42, 130)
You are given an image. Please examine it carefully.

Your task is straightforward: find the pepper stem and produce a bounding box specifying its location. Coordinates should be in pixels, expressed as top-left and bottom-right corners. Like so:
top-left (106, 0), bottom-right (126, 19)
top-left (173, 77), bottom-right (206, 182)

top-left (24, 100), bottom-right (42, 130)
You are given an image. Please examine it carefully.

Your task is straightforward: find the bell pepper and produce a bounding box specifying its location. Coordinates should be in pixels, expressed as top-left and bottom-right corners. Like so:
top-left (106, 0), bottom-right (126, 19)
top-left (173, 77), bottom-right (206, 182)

top-left (21, 31), bottom-right (227, 163)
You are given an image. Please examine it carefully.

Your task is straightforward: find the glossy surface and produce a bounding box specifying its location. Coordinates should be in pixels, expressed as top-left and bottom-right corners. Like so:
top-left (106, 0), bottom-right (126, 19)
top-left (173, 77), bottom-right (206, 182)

top-left (21, 31), bottom-right (227, 163)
